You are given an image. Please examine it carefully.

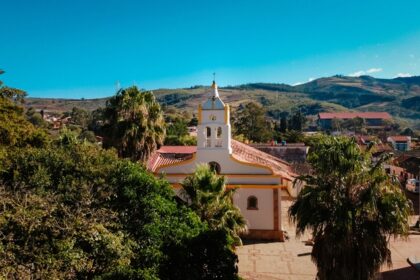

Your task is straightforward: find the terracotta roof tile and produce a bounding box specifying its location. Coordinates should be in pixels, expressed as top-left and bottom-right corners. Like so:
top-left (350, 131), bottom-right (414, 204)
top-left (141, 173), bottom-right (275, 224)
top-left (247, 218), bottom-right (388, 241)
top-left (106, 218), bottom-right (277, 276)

top-left (231, 140), bottom-right (296, 180)
top-left (158, 146), bottom-right (197, 154)
top-left (148, 140), bottom-right (296, 181)
top-left (388, 136), bottom-right (411, 142)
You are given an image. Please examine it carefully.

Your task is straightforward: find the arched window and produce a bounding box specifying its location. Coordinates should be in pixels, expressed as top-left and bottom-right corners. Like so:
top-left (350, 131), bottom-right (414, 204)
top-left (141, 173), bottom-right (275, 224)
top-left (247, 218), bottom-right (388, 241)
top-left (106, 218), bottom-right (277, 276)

top-left (247, 196), bottom-right (258, 210)
top-left (206, 127), bottom-right (211, 137)
top-left (215, 127), bottom-right (223, 147)
top-left (208, 161), bottom-right (221, 174)
top-left (216, 127), bottom-right (222, 138)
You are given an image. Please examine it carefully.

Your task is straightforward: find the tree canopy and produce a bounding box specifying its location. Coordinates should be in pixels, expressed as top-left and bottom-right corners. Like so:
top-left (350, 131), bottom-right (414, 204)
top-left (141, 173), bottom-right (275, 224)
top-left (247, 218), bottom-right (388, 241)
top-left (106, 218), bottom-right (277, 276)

top-left (101, 86), bottom-right (165, 162)
top-left (289, 136), bottom-right (411, 280)
top-left (233, 102), bottom-right (273, 143)
top-left (180, 164), bottom-right (247, 246)
top-left (0, 87), bottom-right (240, 279)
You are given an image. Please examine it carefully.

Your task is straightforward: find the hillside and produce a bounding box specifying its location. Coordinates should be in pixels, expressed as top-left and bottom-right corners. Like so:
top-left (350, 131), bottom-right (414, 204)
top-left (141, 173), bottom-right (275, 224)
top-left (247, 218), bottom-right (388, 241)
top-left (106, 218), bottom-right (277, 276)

top-left (26, 75), bottom-right (420, 128)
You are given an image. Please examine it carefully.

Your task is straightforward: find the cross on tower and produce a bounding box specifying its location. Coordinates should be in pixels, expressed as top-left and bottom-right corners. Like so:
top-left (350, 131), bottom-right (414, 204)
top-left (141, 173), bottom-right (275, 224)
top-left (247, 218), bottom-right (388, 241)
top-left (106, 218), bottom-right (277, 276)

top-left (213, 72), bottom-right (216, 82)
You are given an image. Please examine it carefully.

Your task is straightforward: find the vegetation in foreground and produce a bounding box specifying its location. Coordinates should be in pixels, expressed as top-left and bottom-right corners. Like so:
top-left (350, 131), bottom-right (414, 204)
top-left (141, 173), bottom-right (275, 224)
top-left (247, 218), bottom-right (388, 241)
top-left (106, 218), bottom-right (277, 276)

top-left (0, 72), bottom-right (241, 279)
top-left (289, 136), bottom-right (412, 280)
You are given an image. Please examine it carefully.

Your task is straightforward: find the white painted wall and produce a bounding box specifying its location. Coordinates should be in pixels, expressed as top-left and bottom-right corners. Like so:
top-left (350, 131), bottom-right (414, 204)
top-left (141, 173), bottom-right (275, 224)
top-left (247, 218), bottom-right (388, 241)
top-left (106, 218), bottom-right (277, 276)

top-left (233, 188), bottom-right (274, 230)
top-left (164, 174), bottom-right (280, 185)
top-left (158, 153), bottom-right (273, 175)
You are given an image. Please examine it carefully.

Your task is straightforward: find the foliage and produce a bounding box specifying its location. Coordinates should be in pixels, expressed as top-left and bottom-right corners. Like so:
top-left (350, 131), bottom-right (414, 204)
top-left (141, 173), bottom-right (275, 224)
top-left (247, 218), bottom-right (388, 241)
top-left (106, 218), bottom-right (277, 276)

top-left (180, 164), bottom-right (247, 246)
top-left (166, 118), bottom-right (188, 138)
top-left (26, 107), bottom-right (48, 128)
top-left (342, 117), bottom-right (366, 134)
top-left (0, 70), bottom-right (27, 103)
top-left (0, 89), bottom-right (49, 148)
top-left (0, 89), bottom-right (240, 279)
top-left (287, 110), bottom-right (307, 131)
top-left (289, 136), bottom-right (411, 280)
top-left (233, 102), bottom-right (273, 143)
top-left (161, 230), bottom-right (240, 280)
top-left (101, 86), bottom-right (165, 162)
top-left (164, 134), bottom-right (197, 146)
top-left (79, 130), bottom-right (97, 143)
top-left (69, 106), bottom-right (91, 128)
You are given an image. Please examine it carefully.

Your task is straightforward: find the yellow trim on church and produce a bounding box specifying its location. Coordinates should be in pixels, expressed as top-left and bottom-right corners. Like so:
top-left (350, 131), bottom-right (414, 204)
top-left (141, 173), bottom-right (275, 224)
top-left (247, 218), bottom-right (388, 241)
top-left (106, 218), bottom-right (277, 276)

top-left (224, 105), bottom-right (229, 124)
top-left (197, 104), bottom-right (202, 124)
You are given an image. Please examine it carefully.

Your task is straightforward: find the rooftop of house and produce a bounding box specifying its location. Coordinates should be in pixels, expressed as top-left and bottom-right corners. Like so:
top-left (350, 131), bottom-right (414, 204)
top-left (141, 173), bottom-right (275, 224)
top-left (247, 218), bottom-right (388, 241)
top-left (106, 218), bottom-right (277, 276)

top-left (148, 139), bottom-right (296, 181)
top-left (388, 136), bottom-right (411, 142)
top-left (318, 112), bottom-right (392, 120)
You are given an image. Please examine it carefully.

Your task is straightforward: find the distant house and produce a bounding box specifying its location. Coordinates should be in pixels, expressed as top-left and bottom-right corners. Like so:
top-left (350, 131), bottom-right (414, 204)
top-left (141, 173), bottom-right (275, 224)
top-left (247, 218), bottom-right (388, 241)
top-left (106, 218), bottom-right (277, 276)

top-left (318, 112), bottom-right (392, 130)
top-left (387, 136), bottom-right (411, 151)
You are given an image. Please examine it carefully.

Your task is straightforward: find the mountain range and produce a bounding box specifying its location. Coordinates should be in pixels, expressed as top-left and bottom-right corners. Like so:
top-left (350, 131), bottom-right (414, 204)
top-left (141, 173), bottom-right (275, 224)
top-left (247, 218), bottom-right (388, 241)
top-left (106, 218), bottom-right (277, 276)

top-left (26, 75), bottom-right (420, 129)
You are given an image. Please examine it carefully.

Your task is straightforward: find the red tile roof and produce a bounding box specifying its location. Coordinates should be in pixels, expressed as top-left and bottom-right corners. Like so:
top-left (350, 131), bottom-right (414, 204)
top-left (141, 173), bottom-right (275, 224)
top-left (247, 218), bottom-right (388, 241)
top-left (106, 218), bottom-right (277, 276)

top-left (319, 112), bottom-right (392, 120)
top-left (148, 141), bottom-right (296, 181)
top-left (158, 146), bottom-right (197, 154)
top-left (231, 140), bottom-right (295, 180)
top-left (388, 136), bottom-right (411, 142)
top-left (147, 152), bottom-right (193, 172)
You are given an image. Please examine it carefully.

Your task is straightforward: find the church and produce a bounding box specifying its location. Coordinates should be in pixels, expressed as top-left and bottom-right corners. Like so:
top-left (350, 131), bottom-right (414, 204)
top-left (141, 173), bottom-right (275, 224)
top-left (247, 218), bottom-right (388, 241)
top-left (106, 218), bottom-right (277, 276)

top-left (148, 81), bottom-right (296, 241)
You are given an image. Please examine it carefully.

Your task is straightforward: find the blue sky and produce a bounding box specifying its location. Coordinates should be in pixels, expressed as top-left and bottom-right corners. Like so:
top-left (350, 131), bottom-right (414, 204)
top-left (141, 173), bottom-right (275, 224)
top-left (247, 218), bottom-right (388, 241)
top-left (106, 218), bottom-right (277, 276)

top-left (1, 0), bottom-right (420, 98)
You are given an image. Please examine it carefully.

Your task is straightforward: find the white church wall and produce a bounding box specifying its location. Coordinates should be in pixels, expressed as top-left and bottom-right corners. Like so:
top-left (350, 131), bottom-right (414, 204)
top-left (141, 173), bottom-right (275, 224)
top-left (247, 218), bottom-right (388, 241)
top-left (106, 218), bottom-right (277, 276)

top-left (201, 110), bottom-right (225, 124)
top-left (233, 188), bottom-right (274, 230)
top-left (158, 152), bottom-right (273, 175)
top-left (163, 174), bottom-right (281, 186)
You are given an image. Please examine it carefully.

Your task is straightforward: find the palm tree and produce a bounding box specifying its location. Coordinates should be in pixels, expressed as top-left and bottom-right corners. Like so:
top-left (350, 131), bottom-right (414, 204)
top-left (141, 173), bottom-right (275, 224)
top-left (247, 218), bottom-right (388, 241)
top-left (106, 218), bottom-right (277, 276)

top-left (102, 86), bottom-right (165, 162)
top-left (181, 164), bottom-right (247, 245)
top-left (289, 136), bottom-right (411, 280)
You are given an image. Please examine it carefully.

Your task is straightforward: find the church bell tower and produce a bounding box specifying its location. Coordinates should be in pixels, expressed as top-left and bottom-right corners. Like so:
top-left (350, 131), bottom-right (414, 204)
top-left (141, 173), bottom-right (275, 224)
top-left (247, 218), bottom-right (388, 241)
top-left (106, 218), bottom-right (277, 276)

top-left (197, 80), bottom-right (232, 157)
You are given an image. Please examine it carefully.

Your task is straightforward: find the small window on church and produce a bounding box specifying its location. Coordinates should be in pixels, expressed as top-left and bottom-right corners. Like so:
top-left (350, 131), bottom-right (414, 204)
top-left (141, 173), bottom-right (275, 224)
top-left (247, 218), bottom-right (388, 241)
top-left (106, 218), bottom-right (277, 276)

top-left (208, 161), bottom-right (221, 174)
top-left (247, 196), bottom-right (258, 210)
top-left (216, 127), bottom-right (222, 138)
top-left (206, 127), bottom-right (211, 138)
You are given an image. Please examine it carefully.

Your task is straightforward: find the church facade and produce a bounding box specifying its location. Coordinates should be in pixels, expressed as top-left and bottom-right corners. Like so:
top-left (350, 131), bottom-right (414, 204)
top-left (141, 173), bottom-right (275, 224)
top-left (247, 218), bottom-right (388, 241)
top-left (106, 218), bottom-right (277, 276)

top-left (148, 81), bottom-right (296, 241)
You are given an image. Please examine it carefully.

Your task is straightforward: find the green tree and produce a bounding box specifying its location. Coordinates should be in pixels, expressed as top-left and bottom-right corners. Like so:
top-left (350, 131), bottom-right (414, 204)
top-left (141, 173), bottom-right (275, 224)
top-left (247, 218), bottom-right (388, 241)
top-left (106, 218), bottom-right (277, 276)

top-left (0, 70), bottom-right (26, 103)
top-left (0, 78), bottom-right (240, 279)
top-left (0, 77), bottom-right (48, 148)
top-left (280, 116), bottom-right (288, 133)
top-left (288, 110), bottom-right (307, 131)
top-left (234, 102), bottom-right (273, 143)
top-left (101, 86), bottom-right (165, 162)
top-left (166, 118), bottom-right (188, 138)
top-left (180, 164), bottom-right (247, 245)
top-left (342, 117), bottom-right (366, 134)
top-left (70, 106), bottom-right (91, 128)
top-left (401, 127), bottom-right (415, 137)
top-left (289, 136), bottom-right (411, 280)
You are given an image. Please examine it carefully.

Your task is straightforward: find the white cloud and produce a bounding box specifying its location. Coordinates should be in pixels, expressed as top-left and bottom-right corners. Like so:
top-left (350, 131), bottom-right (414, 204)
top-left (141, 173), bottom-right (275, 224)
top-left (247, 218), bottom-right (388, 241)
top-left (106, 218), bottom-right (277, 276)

top-left (308, 77), bottom-right (315, 82)
top-left (349, 67), bottom-right (383, 77)
top-left (292, 82), bottom-right (303, 86)
top-left (395, 73), bottom-right (412, 78)
top-left (366, 68), bottom-right (383, 74)
top-left (349, 70), bottom-right (366, 77)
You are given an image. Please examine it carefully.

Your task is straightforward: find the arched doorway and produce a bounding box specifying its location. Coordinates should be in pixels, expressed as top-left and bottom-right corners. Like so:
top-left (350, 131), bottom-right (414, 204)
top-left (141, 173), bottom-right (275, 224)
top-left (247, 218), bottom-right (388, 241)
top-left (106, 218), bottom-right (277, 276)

top-left (208, 161), bottom-right (221, 174)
